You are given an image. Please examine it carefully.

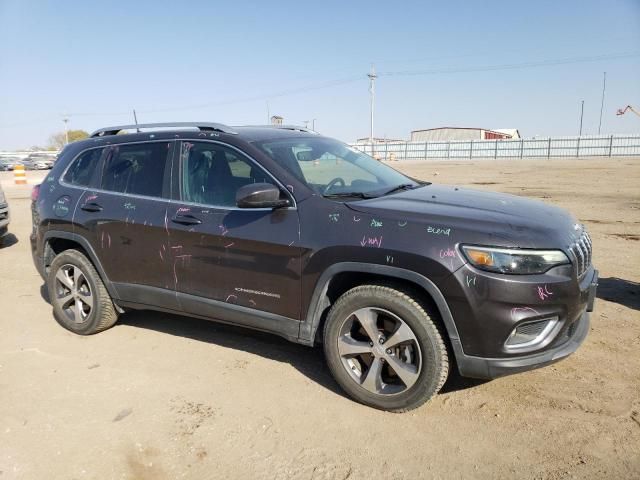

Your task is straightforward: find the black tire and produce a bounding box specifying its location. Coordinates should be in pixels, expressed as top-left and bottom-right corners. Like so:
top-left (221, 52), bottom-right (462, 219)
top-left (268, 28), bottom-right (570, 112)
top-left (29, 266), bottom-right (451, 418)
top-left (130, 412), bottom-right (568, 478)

top-left (47, 249), bottom-right (119, 335)
top-left (323, 284), bottom-right (449, 412)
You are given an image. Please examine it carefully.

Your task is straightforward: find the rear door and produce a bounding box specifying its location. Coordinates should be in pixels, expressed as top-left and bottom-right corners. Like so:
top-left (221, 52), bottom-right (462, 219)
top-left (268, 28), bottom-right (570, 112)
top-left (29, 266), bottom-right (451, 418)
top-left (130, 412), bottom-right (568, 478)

top-left (167, 140), bottom-right (302, 319)
top-left (72, 140), bottom-right (178, 308)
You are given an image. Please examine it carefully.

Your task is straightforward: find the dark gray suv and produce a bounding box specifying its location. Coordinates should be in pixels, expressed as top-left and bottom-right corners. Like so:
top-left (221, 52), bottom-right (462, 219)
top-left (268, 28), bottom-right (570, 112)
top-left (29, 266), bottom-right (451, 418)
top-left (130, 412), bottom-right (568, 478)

top-left (30, 122), bottom-right (597, 411)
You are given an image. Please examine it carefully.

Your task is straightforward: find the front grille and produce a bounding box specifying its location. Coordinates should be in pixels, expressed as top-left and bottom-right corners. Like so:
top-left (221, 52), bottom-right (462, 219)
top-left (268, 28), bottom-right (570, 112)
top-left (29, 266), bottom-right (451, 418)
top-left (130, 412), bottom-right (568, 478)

top-left (569, 230), bottom-right (592, 278)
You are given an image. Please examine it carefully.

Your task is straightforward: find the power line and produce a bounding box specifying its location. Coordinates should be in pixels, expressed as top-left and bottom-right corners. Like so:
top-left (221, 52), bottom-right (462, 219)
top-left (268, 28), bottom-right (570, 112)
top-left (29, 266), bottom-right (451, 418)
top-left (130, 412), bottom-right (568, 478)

top-left (1, 51), bottom-right (637, 129)
top-left (377, 52), bottom-right (640, 77)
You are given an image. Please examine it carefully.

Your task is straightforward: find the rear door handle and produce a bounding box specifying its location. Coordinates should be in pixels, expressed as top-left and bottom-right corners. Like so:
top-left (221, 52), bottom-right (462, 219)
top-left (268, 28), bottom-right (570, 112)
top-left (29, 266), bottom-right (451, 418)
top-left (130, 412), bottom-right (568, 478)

top-left (81, 202), bottom-right (103, 212)
top-left (171, 214), bottom-right (202, 226)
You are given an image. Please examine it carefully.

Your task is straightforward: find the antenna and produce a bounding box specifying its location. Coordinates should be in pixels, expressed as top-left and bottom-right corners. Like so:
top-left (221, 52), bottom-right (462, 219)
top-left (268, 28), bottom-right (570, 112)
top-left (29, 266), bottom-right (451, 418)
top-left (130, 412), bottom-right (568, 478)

top-left (133, 109), bottom-right (140, 132)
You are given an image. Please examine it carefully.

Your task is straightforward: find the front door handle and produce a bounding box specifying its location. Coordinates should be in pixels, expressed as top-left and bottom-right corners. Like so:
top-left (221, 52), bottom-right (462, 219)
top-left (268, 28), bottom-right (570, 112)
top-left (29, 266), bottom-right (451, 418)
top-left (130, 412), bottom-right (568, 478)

top-left (81, 202), bottom-right (103, 212)
top-left (171, 214), bottom-right (202, 226)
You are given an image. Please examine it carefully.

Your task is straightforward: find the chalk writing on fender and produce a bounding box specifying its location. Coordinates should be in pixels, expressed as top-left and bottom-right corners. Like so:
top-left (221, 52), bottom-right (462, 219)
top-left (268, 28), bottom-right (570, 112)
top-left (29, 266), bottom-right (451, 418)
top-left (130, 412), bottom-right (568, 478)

top-left (427, 226), bottom-right (451, 236)
top-left (439, 248), bottom-right (456, 259)
top-left (360, 235), bottom-right (383, 248)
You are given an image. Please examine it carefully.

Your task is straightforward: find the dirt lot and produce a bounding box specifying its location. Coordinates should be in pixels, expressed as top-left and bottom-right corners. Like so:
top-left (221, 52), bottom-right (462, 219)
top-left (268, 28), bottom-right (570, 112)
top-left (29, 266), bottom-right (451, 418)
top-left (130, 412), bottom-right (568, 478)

top-left (1, 158), bottom-right (639, 480)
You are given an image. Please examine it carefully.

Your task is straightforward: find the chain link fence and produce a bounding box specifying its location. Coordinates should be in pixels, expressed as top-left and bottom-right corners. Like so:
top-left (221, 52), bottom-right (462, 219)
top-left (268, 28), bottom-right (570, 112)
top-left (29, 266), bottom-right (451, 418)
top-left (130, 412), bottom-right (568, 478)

top-left (351, 135), bottom-right (640, 160)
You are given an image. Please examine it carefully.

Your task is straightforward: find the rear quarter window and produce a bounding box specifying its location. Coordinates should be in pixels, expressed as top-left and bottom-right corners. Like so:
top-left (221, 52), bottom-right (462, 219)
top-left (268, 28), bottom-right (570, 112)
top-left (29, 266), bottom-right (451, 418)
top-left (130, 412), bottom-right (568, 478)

top-left (63, 148), bottom-right (103, 187)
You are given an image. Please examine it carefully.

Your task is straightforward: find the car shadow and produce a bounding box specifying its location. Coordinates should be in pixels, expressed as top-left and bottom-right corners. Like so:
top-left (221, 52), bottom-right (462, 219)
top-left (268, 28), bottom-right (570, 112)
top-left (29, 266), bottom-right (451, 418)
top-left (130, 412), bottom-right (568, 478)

top-left (0, 233), bottom-right (19, 249)
top-left (440, 364), bottom-right (490, 393)
top-left (38, 284), bottom-right (488, 400)
top-left (118, 309), bottom-right (349, 399)
top-left (597, 277), bottom-right (639, 311)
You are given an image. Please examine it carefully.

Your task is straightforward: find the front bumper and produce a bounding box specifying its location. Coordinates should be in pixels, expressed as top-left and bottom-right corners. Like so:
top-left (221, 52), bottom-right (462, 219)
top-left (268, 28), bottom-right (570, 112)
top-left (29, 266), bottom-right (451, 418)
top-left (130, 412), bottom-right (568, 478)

top-left (456, 309), bottom-right (590, 379)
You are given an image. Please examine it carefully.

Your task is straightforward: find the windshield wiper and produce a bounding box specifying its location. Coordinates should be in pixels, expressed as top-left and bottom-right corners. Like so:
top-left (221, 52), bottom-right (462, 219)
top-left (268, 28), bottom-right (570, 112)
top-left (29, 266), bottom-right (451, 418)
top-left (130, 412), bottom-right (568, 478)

top-left (376, 183), bottom-right (420, 196)
top-left (323, 191), bottom-right (377, 199)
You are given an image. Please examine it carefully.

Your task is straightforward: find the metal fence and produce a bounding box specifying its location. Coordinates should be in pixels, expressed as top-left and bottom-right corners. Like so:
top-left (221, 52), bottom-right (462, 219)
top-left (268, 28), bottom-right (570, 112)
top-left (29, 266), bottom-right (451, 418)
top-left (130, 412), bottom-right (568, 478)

top-left (350, 134), bottom-right (640, 160)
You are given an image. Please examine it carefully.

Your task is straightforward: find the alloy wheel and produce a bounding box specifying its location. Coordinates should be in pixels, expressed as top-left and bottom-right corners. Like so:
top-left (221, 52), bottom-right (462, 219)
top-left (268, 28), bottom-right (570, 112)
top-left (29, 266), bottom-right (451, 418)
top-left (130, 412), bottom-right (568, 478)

top-left (54, 264), bottom-right (94, 324)
top-left (337, 307), bottom-right (422, 395)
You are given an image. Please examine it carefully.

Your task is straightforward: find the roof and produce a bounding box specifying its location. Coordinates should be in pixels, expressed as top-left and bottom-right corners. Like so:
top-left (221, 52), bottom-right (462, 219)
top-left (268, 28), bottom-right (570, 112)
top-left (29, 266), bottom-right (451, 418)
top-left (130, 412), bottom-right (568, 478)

top-left (86, 123), bottom-right (318, 145)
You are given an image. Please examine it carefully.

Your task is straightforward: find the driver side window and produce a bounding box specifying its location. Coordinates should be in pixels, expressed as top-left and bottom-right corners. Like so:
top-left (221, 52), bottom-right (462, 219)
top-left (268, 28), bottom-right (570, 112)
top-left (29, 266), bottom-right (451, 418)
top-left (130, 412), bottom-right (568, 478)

top-left (180, 141), bottom-right (276, 207)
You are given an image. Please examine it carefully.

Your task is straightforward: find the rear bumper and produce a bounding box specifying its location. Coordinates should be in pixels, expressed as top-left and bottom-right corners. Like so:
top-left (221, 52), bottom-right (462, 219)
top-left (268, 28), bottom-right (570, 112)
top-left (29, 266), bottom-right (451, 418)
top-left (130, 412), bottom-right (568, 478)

top-left (456, 309), bottom-right (590, 379)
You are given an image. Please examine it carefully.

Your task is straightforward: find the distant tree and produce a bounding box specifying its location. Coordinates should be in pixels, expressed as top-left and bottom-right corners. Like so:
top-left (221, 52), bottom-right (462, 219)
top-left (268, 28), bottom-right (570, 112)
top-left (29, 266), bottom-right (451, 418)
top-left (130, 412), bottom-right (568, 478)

top-left (49, 129), bottom-right (89, 149)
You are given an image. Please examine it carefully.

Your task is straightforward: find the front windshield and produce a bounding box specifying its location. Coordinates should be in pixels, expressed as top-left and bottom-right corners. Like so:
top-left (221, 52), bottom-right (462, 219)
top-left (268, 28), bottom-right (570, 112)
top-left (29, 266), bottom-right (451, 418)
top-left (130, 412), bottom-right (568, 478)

top-left (256, 137), bottom-right (419, 198)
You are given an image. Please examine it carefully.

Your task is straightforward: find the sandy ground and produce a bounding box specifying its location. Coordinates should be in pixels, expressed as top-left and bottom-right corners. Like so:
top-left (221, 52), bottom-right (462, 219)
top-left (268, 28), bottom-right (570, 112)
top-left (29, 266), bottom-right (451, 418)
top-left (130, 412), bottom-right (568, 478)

top-left (0, 158), bottom-right (639, 480)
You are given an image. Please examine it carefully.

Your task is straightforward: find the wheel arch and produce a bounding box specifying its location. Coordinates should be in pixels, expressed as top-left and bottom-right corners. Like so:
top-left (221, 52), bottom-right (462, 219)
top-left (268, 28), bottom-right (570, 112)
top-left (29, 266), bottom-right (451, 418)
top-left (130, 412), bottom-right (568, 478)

top-left (300, 262), bottom-right (464, 363)
top-left (43, 231), bottom-right (119, 300)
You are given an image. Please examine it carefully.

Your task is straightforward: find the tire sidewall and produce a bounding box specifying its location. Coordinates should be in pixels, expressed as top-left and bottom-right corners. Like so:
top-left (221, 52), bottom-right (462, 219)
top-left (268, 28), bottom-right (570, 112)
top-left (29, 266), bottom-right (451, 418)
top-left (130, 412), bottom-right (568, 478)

top-left (324, 286), bottom-right (447, 411)
top-left (47, 250), bottom-right (104, 335)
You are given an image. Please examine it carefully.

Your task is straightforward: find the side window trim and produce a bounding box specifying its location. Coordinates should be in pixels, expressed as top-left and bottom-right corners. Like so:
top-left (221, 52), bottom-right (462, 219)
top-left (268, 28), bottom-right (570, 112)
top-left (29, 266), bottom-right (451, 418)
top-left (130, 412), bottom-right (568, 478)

top-left (176, 140), bottom-right (296, 210)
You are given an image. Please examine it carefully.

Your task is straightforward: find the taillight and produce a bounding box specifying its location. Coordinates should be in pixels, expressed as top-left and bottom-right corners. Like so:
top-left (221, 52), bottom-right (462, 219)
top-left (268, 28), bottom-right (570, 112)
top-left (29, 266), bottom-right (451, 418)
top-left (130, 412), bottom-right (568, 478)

top-left (31, 184), bottom-right (40, 202)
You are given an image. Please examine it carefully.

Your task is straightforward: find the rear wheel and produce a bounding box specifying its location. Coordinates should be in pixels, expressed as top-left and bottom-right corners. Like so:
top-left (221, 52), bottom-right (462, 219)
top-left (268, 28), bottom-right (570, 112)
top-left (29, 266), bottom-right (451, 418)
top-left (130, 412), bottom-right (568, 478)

top-left (47, 249), bottom-right (119, 335)
top-left (323, 285), bottom-right (449, 412)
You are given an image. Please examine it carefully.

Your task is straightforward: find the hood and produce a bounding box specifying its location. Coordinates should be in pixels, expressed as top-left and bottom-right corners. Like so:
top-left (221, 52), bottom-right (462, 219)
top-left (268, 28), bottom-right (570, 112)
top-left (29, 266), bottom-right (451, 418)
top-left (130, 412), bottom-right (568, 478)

top-left (347, 184), bottom-right (582, 249)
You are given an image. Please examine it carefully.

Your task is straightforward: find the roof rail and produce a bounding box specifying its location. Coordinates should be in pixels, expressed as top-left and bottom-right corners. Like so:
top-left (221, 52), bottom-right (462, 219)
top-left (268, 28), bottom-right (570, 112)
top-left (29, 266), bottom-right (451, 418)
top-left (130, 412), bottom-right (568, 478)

top-left (90, 122), bottom-right (238, 137)
top-left (240, 124), bottom-right (319, 134)
top-left (272, 125), bottom-right (320, 134)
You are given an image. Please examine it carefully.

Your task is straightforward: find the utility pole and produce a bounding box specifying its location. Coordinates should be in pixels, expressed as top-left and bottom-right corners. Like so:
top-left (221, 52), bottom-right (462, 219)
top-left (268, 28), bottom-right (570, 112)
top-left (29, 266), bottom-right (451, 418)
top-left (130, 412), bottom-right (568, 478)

top-left (368, 64), bottom-right (377, 143)
top-left (62, 116), bottom-right (69, 145)
top-left (579, 100), bottom-right (584, 136)
top-left (266, 100), bottom-right (270, 123)
top-left (311, 118), bottom-right (316, 131)
top-left (598, 72), bottom-right (606, 135)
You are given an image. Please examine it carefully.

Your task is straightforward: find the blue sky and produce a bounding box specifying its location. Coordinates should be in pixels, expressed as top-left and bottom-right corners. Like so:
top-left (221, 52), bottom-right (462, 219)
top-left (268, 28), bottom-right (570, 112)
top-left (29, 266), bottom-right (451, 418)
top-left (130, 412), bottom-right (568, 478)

top-left (0, 0), bottom-right (639, 149)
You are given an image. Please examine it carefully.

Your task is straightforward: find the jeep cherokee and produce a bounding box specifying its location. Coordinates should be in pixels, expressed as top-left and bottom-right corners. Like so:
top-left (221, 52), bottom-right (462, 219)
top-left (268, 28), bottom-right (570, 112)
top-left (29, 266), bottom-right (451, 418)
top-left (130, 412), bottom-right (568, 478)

top-left (30, 122), bottom-right (598, 411)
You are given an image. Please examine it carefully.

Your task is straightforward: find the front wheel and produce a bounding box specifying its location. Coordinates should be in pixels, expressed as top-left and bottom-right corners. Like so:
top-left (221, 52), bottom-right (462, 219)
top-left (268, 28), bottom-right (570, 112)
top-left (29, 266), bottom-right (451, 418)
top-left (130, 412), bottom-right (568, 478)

top-left (323, 285), bottom-right (449, 412)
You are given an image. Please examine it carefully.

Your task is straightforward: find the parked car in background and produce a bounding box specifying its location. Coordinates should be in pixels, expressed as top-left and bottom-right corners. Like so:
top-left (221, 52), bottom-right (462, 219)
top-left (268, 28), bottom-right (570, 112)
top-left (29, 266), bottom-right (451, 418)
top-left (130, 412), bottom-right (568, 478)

top-left (0, 157), bottom-right (23, 171)
top-left (0, 184), bottom-right (9, 243)
top-left (22, 156), bottom-right (54, 170)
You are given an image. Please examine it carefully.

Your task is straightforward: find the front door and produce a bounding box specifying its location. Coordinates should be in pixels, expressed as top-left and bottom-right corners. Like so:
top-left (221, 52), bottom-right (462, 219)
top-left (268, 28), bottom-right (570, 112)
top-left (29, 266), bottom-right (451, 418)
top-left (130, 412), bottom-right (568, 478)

top-left (167, 140), bottom-right (302, 320)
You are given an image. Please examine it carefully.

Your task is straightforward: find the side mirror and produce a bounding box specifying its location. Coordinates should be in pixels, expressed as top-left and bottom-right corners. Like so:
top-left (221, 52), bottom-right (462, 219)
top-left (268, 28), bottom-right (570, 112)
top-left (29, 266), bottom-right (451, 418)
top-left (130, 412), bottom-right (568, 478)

top-left (236, 183), bottom-right (290, 209)
top-left (296, 150), bottom-right (314, 162)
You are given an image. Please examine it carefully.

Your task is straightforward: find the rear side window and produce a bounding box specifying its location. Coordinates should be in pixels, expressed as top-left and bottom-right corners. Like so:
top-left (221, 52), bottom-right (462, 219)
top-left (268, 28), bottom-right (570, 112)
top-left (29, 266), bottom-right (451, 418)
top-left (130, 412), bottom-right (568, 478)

top-left (100, 142), bottom-right (171, 197)
top-left (64, 148), bottom-right (103, 187)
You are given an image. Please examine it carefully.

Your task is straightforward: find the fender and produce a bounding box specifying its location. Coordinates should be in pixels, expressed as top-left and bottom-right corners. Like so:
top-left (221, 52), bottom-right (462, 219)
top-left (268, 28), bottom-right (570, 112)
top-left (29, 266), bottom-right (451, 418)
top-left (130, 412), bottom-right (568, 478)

top-left (298, 262), bottom-right (466, 363)
top-left (43, 230), bottom-right (120, 300)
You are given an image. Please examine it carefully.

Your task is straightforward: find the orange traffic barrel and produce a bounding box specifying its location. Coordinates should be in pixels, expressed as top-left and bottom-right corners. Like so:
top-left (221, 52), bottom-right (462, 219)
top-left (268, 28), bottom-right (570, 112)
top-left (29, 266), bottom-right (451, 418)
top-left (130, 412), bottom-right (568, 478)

top-left (14, 164), bottom-right (27, 185)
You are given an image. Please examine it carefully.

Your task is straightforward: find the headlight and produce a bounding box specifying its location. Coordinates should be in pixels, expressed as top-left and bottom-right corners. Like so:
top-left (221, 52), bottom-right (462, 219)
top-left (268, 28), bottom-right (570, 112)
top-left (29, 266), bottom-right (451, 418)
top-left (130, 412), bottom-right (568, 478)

top-left (460, 245), bottom-right (569, 274)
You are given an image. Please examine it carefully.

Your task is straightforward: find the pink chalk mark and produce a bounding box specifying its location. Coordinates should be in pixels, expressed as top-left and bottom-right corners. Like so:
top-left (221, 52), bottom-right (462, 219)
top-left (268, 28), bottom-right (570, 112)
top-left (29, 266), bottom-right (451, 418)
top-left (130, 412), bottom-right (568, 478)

top-left (537, 285), bottom-right (553, 301)
top-left (360, 235), bottom-right (383, 248)
top-left (510, 306), bottom-right (540, 321)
